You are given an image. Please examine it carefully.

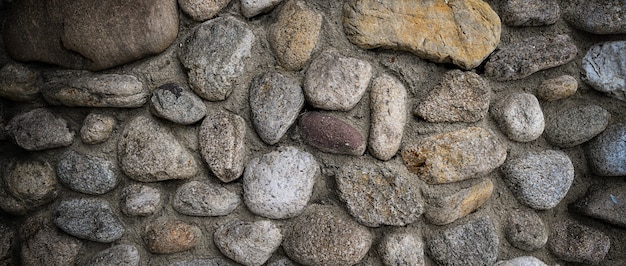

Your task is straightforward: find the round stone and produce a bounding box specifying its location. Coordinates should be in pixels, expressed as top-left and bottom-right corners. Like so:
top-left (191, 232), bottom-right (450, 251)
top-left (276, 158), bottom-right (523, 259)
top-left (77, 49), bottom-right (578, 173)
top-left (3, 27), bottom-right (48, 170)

top-left (537, 75), bottom-right (578, 101)
top-left (214, 220), bottom-right (283, 266)
top-left (504, 209), bottom-right (548, 251)
top-left (427, 217), bottom-right (499, 266)
top-left (56, 150), bottom-right (119, 195)
top-left (492, 92), bottom-right (544, 142)
top-left (299, 112), bottom-right (366, 156)
top-left (120, 184), bottom-right (162, 216)
top-left (80, 113), bottom-right (115, 144)
top-left (150, 83), bottom-right (207, 125)
top-left (6, 108), bottom-right (74, 151)
top-left (581, 41), bottom-right (626, 101)
top-left (379, 232), bottom-right (424, 266)
top-left (178, 0), bottom-right (230, 21)
top-left (1, 160), bottom-right (58, 215)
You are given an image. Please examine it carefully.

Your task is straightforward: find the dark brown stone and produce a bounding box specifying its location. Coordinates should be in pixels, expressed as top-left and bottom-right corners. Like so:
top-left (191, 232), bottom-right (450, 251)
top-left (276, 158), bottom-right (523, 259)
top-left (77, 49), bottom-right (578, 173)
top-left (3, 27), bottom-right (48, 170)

top-left (299, 112), bottom-right (365, 156)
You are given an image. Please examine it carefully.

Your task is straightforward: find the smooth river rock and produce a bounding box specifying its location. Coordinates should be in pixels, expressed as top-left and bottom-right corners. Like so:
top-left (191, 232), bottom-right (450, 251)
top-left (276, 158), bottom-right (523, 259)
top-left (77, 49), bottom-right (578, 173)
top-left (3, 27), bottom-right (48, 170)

top-left (500, 0), bottom-right (559, 26)
top-left (178, 0), bottom-right (230, 21)
top-left (20, 216), bottom-right (82, 266)
top-left (581, 41), bottom-right (626, 101)
top-left (150, 83), bottom-right (207, 125)
top-left (544, 105), bottom-right (610, 148)
top-left (571, 183), bottom-right (626, 228)
top-left (120, 184), bottom-right (162, 216)
top-left (54, 198), bottom-right (125, 243)
top-left (586, 122), bottom-right (626, 176)
top-left (214, 220), bottom-right (283, 266)
top-left (368, 74), bottom-right (407, 161)
top-left (241, 0), bottom-right (283, 18)
top-left (379, 232), bottom-right (424, 266)
top-left (0, 160), bottom-right (58, 215)
top-left (143, 220), bottom-right (202, 254)
top-left (6, 108), bottom-right (74, 151)
top-left (56, 150), bottom-right (119, 195)
top-left (537, 75), bottom-right (578, 101)
top-left (492, 92), bottom-right (544, 142)
top-left (548, 220), bottom-right (610, 265)
top-left (504, 209), bottom-right (548, 251)
top-left (299, 112), bottom-right (366, 156)
top-left (80, 113), bottom-right (116, 145)
top-left (199, 110), bottom-right (247, 183)
top-left (87, 244), bottom-right (140, 266)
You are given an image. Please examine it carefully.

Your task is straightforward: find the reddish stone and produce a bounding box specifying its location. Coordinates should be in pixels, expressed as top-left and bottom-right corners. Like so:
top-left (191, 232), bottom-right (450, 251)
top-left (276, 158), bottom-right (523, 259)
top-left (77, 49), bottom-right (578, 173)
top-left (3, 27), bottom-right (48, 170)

top-left (299, 112), bottom-right (365, 156)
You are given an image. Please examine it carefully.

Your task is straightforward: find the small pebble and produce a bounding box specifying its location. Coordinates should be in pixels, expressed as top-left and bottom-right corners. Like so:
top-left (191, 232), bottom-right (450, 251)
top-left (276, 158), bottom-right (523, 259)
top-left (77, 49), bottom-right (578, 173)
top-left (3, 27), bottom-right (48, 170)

top-left (87, 244), bottom-right (140, 266)
top-left (150, 83), bottom-right (207, 125)
top-left (570, 183), bottom-right (626, 228)
top-left (548, 220), bottom-right (610, 265)
top-left (379, 232), bottom-right (424, 266)
top-left (199, 110), bottom-right (247, 182)
top-left (504, 209), bottom-right (548, 251)
top-left (586, 122), bottom-right (626, 176)
top-left (241, 0), bottom-right (283, 18)
top-left (494, 256), bottom-right (548, 266)
top-left (369, 74), bottom-right (407, 161)
top-left (581, 41), bottom-right (626, 101)
top-left (500, 0), bottom-right (559, 26)
top-left (537, 75), bottom-right (578, 101)
top-left (173, 180), bottom-right (241, 217)
top-left (214, 220), bottom-right (283, 266)
top-left (425, 179), bottom-right (493, 225)
top-left (544, 105), bottom-right (610, 148)
top-left (1, 160), bottom-right (57, 215)
top-left (143, 220), bottom-right (202, 254)
top-left (299, 112), bottom-right (366, 156)
top-left (427, 217), bottom-right (499, 266)
top-left (121, 184), bottom-right (162, 216)
top-left (56, 150), bottom-right (118, 195)
top-left (0, 62), bottom-right (40, 101)
top-left (80, 113), bottom-right (115, 144)
top-left (54, 198), bottom-right (125, 243)
top-left (178, 0), bottom-right (230, 21)
top-left (6, 108), bottom-right (74, 151)
top-left (492, 92), bottom-right (544, 142)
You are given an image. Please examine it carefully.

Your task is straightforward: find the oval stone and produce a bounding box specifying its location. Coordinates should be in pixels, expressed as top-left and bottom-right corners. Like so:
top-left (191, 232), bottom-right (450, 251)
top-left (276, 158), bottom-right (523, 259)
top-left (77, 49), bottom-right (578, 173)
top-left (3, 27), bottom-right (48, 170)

top-left (199, 110), bottom-right (247, 183)
top-left (544, 105), bottom-right (610, 148)
top-left (369, 74), bottom-right (407, 161)
top-left (299, 112), bottom-right (366, 156)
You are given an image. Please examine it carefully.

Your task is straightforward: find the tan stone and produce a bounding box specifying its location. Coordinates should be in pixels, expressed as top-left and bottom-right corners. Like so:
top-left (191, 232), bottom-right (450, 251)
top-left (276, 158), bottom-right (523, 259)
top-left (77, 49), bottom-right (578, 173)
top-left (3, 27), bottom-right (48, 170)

top-left (425, 179), bottom-right (494, 225)
top-left (538, 75), bottom-right (578, 101)
top-left (143, 220), bottom-right (201, 254)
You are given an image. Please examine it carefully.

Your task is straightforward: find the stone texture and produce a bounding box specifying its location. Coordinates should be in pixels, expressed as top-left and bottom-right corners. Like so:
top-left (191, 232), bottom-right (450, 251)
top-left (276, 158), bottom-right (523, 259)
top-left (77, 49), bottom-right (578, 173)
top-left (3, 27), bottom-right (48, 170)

top-left (2, 0), bottom-right (178, 70)
top-left (504, 210), bottom-right (548, 251)
top-left (299, 112), bottom-right (366, 156)
top-left (173, 181), bottom-right (241, 217)
top-left (581, 41), bottom-right (626, 101)
top-left (427, 217), bottom-right (499, 266)
top-left (268, 0), bottom-right (322, 70)
top-left (0, 62), bottom-right (40, 101)
top-left (0, 160), bottom-right (58, 215)
top-left (214, 220), bottom-right (283, 266)
top-left (179, 16), bottom-right (254, 101)
top-left (199, 110), bottom-right (246, 183)
top-left (548, 220), bottom-right (610, 265)
top-left (143, 220), bottom-right (202, 254)
top-left (500, 0), bottom-right (559, 26)
top-left (425, 179), bottom-right (493, 225)
top-left (241, 0), bottom-right (283, 18)
top-left (401, 127), bottom-right (506, 184)
top-left (379, 232), bottom-right (424, 266)
top-left (492, 92), bottom-right (545, 142)
top-left (54, 198), bottom-right (125, 243)
top-left (343, 0), bottom-right (501, 70)
top-left (6, 108), bottom-right (74, 151)
top-left (414, 70), bottom-right (491, 123)
top-left (586, 122), bottom-right (626, 176)
top-left (87, 244), bottom-right (140, 266)
top-left (563, 0), bottom-right (626, 34)
top-left (571, 184), bottom-right (626, 228)
top-left (249, 71), bottom-right (304, 145)
top-left (485, 35), bottom-right (577, 81)
top-left (118, 115), bottom-right (198, 182)
top-left (304, 50), bottom-right (372, 111)
top-left (283, 205), bottom-right (372, 266)
top-left (57, 150), bottom-right (118, 195)
top-left (368, 74), bottom-right (407, 161)
top-left (178, 0), bottom-right (230, 21)
top-left (0, 222), bottom-right (15, 265)
top-left (80, 113), bottom-right (116, 144)
top-left (501, 150), bottom-right (574, 210)
top-left (495, 256), bottom-right (548, 266)
top-left (171, 258), bottom-right (236, 266)
top-left (244, 146), bottom-right (318, 219)
top-left (544, 105), bottom-right (610, 148)
top-left (20, 216), bottom-right (82, 266)
top-left (150, 83), bottom-right (207, 125)
top-left (267, 258), bottom-right (296, 266)
top-left (120, 184), bottom-right (161, 216)
top-left (537, 75), bottom-right (578, 101)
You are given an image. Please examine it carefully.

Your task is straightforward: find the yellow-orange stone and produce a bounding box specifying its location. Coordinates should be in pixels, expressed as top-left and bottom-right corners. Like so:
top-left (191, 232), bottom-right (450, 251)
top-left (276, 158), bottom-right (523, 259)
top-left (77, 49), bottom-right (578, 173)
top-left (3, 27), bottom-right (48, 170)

top-left (425, 179), bottom-right (494, 225)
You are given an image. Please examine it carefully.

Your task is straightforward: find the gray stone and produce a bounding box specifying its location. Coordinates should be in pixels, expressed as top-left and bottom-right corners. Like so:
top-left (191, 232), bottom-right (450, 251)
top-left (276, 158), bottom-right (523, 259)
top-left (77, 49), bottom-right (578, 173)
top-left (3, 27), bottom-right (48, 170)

top-left (150, 83), bottom-right (207, 125)
top-left (495, 256), bottom-right (548, 266)
top-left (299, 112), bottom-right (366, 156)
top-left (425, 179), bottom-right (494, 226)
top-left (244, 146), bottom-right (318, 219)
top-left (179, 16), bottom-right (254, 101)
top-left (171, 258), bottom-right (236, 266)
top-left (485, 35), bottom-right (577, 81)
top-left (368, 74), bottom-right (407, 161)
top-left (266, 258), bottom-right (296, 266)
top-left (548, 220), bottom-right (610, 265)
top-left (80, 113), bottom-right (116, 144)
top-left (118, 115), bottom-right (198, 182)
top-left (0, 160), bottom-right (58, 215)
top-left (199, 110), bottom-right (246, 183)
top-left (427, 217), bottom-right (499, 266)
top-left (581, 41), bottom-right (626, 101)
top-left (414, 70), bottom-right (491, 123)
top-left (0, 62), bottom-right (40, 101)
top-left (6, 108), bottom-right (74, 151)
top-left (504, 210), bottom-right (548, 251)
top-left (571, 183), bottom-right (626, 228)
top-left (379, 232), bottom-right (424, 266)
top-left (0, 222), bottom-right (15, 265)
top-left (143, 220), bottom-right (202, 254)
top-left (0, 116), bottom-right (6, 141)
top-left (304, 50), bottom-right (372, 111)
top-left (586, 122), bottom-right (626, 176)
top-left (178, 0), bottom-right (230, 21)
top-left (283, 204), bottom-right (373, 266)
top-left (249, 71), bottom-right (304, 145)
top-left (501, 150), bottom-right (574, 210)
top-left (121, 184), bottom-right (162, 216)
top-left (537, 75), bottom-right (578, 101)
top-left (544, 105), bottom-right (610, 148)
top-left (563, 0), bottom-right (626, 34)
top-left (20, 216), bottom-right (82, 266)
top-left (500, 0), bottom-right (559, 26)
top-left (492, 92), bottom-right (544, 142)
top-left (54, 198), bottom-right (125, 243)
top-left (87, 244), bottom-right (140, 266)
top-left (173, 181), bottom-right (241, 217)
top-left (57, 150), bottom-right (119, 195)
top-left (241, 0), bottom-right (282, 18)
top-left (214, 220), bottom-right (283, 266)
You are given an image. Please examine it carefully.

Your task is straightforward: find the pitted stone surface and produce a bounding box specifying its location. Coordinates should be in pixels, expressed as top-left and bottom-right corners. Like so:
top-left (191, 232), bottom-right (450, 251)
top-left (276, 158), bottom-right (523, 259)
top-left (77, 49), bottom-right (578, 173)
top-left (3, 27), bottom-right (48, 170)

top-left (427, 217), bottom-right (499, 266)
top-left (586, 122), bottom-right (626, 176)
top-left (581, 41), bottom-right (626, 101)
top-left (548, 220), bottom-right (611, 265)
top-left (199, 110), bottom-right (247, 183)
top-left (20, 216), bottom-right (83, 266)
top-left (214, 220), bottom-right (283, 266)
top-left (504, 209), bottom-right (548, 251)
top-left (369, 74), bottom-right (407, 161)
top-left (500, 0), bottom-right (559, 26)
top-left (299, 112), bottom-right (366, 156)
top-left (54, 198), bottom-right (125, 243)
top-left (173, 181), bottom-right (241, 217)
top-left (379, 232), bottom-right (424, 266)
top-left (544, 105), bottom-right (610, 148)
top-left (87, 244), bottom-right (140, 266)
top-left (150, 83), bottom-right (207, 125)
top-left (57, 150), bottom-right (118, 195)
top-left (1, 160), bottom-right (58, 215)
top-left (0, 62), bottom-right (40, 102)
top-left (6, 108), bottom-right (74, 151)
top-left (563, 0), bottom-right (626, 34)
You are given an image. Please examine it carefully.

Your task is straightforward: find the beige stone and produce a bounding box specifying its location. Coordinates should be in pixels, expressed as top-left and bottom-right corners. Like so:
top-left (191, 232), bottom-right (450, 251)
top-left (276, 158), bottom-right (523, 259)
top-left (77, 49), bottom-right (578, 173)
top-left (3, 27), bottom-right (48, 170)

top-left (425, 179), bottom-right (494, 225)
top-left (538, 75), bottom-right (578, 101)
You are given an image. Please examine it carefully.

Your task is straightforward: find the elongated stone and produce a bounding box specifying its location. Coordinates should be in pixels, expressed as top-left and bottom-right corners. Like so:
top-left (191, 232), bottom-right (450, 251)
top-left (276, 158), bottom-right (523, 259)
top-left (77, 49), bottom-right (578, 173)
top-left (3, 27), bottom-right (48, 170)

top-left (425, 179), bottom-right (494, 225)
top-left (299, 112), bottom-right (366, 156)
top-left (369, 74), bottom-right (407, 161)
top-left (199, 110), bottom-right (247, 182)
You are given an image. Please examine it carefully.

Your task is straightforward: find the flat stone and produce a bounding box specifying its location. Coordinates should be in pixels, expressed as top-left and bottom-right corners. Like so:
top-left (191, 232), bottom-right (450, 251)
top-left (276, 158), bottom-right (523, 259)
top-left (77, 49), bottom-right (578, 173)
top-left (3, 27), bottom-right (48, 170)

top-left (485, 35), bottom-right (577, 81)
top-left (427, 217), bottom-right (499, 266)
top-left (20, 216), bottom-right (82, 266)
top-left (500, 0), bottom-right (559, 26)
top-left (548, 220), bottom-right (610, 265)
top-left (80, 113), bottom-right (116, 144)
top-left (249, 71), bottom-right (304, 145)
top-left (343, 0), bottom-right (501, 70)
top-left (571, 183), bottom-right (626, 228)
top-left (563, 0), bottom-right (626, 34)
top-left (283, 204), bottom-right (372, 266)
top-left (6, 108), bottom-right (74, 151)
top-left (537, 75), bottom-right (578, 101)
top-left (118, 115), bottom-right (198, 182)
top-left (336, 160), bottom-right (423, 227)
top-left (379, 232), bottom-right (424, 266)
top-left (171, 258), bottom-right (237, 266)
top-left (401, 127), bottom-right (506, 185)
top-left (143, 220), bottom-right (202, 254)
top-left (121, 184), bottom-right (162, 216)
top-left (268, 0), bottom-right (322, 70)
top-left (214, 220), bottom-right (283, 266)
top-left (304, 49), bottom-right (372, 111)
top-left (243, 146), bottom-right (318, 219)
top-left (54, 198), bottom-right (125, 243)
top-left (425, 179), bottom-right (493, 225)
top-left (495, 256), bottom-right (548, 266)
top-left (492, 92), bottom-right (545, 142)
top-left (368, 74), bottom-right (407, 161)
top-left (504, 209), bottom-right (548, 251)
top-left (57, 150), bottom-right (118, 195)
top-left (0, 160), bottom-right (58, 215)
top-left (0, 62), bottom-right (40, 101)
top-left (581, 41), bottom-right (626, 101)
top-left (150, 83), bottom-right (207, 125)
top-left (299, 112), bottom-right (366, 156)
top-left (199, 110), bottom-right (247, 183)
top-left (87, 244), bottom-right (140, 266)
top-left (241, 0), bottom-right (283, 18)
top-left (544, 105), bottom-right (610, 148)
top-left (179, 16), bottom-right (254, 101)
top-left (173, 181), bottom-right (241, 217)
top-left (178, 0), bottom-right (230, 21)
top-left (586, 122), bottom-right (626, 176)
top-left (414, 70), bottom-right (491, 123)
top-left (501, 150), bottom-right (574, 210)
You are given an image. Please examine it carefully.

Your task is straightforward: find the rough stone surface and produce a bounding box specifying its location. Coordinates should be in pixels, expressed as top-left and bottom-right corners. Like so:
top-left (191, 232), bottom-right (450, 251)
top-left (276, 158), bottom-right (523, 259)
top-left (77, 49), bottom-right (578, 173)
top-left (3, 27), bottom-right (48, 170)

top-left (57, 150), bottom-right (118, 195)
top-left (581, 41), bottom-right (626, 101)
top-left (6, 108), bottom-right (74, 151)
top-left (178, 0), bottom-right (230, 21)
top-left (0, 62), bottom-right (40, 101)
top-left (20, 216), bottom-right (82, 266)
top-left (199, 110), bottom-right (247, 183)
top-left (268, 0), bottom-right (322, 70)
top-left (571, 184), bottom-right (626, 228)
top-left (171, 258), bottom-right (236, 266)
top-left (249, 71), bottom-right (304, 145)
top-left (87, 244), bottom-right (140, 266)
top-left (304, 50), bottom-right (372, 111)
top-left (415, 70), bottom-right (491, 123)
top-left (54, 198), bottom-right (125, 243)
top-left (0, 160), bottom-right (58, 215)
top-left (150, 83), bottom-right (207, 125)
top-left (402, 127), bottom-right (506, 184)
top-left (244, 146), bottom-right (318, 219)
top-left (504, 210), bottom-right (548, 251)
top-left (121, 184), bottom-right (162, 216)
top-left (544, 105), bottom-right (610, 148)
top-left (500, 0), bottom-right (559, 26)
top-left (0, 222), bottom-right (15, 265)
top-left (548, 220), bottom-right (611, 265)
top-left (379, 232), bottom-right (424, 266)
top-left (563, 0), bottom-right (626, 34)
top-left (118, 115), bottom-right (198, 182)
top-left (485, 35), bottom-right (577, 81)
top-left (179, 16), bottom-right (254, 101)
top-left (427, 217), bottom-right (499, 266)
top-left (214, 220), bottom-right (283, 266)
top-left (368, 74), bottom-right (406, 161)
top-left (586, 122), bottom-right (626, 176)
top-left (343, 0), bottom-right (501, 70)
top-left (267, 258), bottom-right (296, 266)
top-left (80, 113), bottom-right (116, 145)
top-left (501, 150), bottom-right (574, 210)
top-left (299, 112), bottom-right (366, 156)
top-left (425, 179), bottom-right (493, 225)
top-left (241, 0), bottom-right (283, 18)
top-left (283, 205), bottom-right (372, 266)
top-left (537, 75), bottom-right (578, 101)
top-left (173, 181), bottom-right (241, 217)
top-left (495, 256), bottom-right (548, 266)
top-left (143, 220), bottom-right (202, 254)
top-left (492, 92), bottom-right (545, 142)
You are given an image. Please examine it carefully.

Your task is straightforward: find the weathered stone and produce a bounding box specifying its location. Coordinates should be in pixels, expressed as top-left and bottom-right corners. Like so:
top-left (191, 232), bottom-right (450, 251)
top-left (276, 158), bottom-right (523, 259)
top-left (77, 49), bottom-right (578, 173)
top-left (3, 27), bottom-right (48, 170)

top-left (20, 216), bottom-right (82, 266)
top-left (414, 70), bottom-right (491, 123)
top-left (268, 0), bottom-right (322, 70)
top-left (548, 220), bottom-right (610, 265)
top-left (304, 50), bottom-right (372, 111)
top-left (581, 41), bottom-right (626, 101)
top-left (171, 258), bottom-right (237, 266)
top-left (179, 16), bottom-right (254, 101)
top-left (0, 62), bottom-right (40, 101)
top-left (266, 258), bottom-right (296, 266)
top-left (150, 83), bottom-right (207, 125)
top-left (504, 210), bottom-right (548, 251)
top-left (299, 112), bottom-right (366, 156)
top-left (402, 127), bottom-right (506, 185)
top-left (57, 150), bottom-right (118, 195)
top-left (427, 217), bottom-right (499, 266)
top-left (1, 160), bottom-right (58, 215)
top-left (544, 105), bottom-right (610, 148)
top-left (241, 0), bottom-right (282, 18)
top-left (199, 110), bottom-right (246, 183)
top-left (80, 113), bottom-right (116, 144)
top-left (485, 35), bottom-right (577, 81)
top-left (379, 232), bottom-right (424, 266)
top-left (143, 220), bottom-right (202, 254)
top-left (6, 108), bottom-right (74, 151)
top-left (495, 256), bottom-right (548, 266)
top-left (368, 74), bottom-right (406, 161)
top-left (87, 244), bottom-right (140, 266)
top-left (0, 222), bottom-right (15, 265)
top-left (2, 0), bottom-right (178, 70)
top-left (120, 184), bottom-right (162, 216)
top-left (425, 179), bottom-right (493, 225)
top-left (173, 181), bottom-right (241, 217)
top-left (492, 92), bottom-right (544, 142)
top-left (586, 122), bottom-right (626, 176)
top-left (500, 0), bottom-right (559, 26)
top-left (178, 0), bottom-right (230, 21)
top-left (537, 75), bottom-right (578, 101)
top-left (343, 0), bottom-right (501, 70)
top-left (563, 0), bottom-right (626, 34)
top-left (54, 198), bottom-right (125, 243)
top-left (571, 184), bottom-right (626, 228)
top-left (214, 220), bottom-right (283, 266)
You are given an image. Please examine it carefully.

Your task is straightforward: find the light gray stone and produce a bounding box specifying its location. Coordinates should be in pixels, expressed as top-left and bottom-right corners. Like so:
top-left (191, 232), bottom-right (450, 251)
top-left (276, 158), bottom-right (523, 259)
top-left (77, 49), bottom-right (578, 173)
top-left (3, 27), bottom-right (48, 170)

top-left (495, 256), bottom-right (548, 266)
top-left (500, 0), bottom-right (559, 26)
top-left (368, 74), bottom-right (406, 161)
top-left (178, 0), bottom-right (230, 21)
top-left (241, 0), bottom-right (282, 18)
top-left (20, 216), bottom-right (82, 266)
top-left (173, 181), bottom-right (240, 217)
top-left (571, 183), bottom-right (626, 228)
top-left (150, 83), bottom-right (207, 125)
top-left (6, 108), bottom-right (74, 151)
top-left (504, 210), bottom-right (548, 251)
top-left (581, 41), bottom-right (626, 101)
top-left (544, 105), bottom-right (610, 148)
top-left (537, 75), bottom-right (578, 101)
top-left (80, 113), bottom-right (115, 144)
top-left (0, 62), bottom-right (40, 101)
top-left (121, 184), bottom-right (162, 216)
top-left (57, 150), bottom-right (118, 195)
top-left (266, 258), bottom-right (296, 266)
top-left (214, 220), bottom-right (282, 266)
top-left (563, 0), bottom-right (626, 34)
top-left (379, 232), bottom-right (424, 266)
top-left (492, 92), bottom-right (544, 142)
top-left (199, 110), bottom-right (246, 183)
top-left (0, 160), bottom-right (58, 215)
top-left (87, 244), bottom-right (140, 266)
top-left (586, 122), bottom-right (626, 176)
top-left (54, 198), bottom-right (125, 243)
top-left (427, 217), bottom-right (499, 266)
top-left (548, 220), bottom-right (610, 265)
